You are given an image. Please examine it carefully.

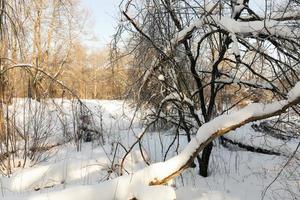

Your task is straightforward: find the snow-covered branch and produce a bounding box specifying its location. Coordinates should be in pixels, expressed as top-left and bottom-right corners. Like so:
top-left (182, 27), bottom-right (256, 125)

top-left (172, 15), bottom-right (295, 44)
top-left (161, 92), bottom-right (194, 107)
top-left (215, 78), bottom-right (274, 90)
top-left (29, 82), bottom-right (300, 200)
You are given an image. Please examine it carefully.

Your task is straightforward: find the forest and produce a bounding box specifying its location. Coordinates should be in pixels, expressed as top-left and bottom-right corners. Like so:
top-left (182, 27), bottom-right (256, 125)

top-left (0, 0), bottom-right (300, 199)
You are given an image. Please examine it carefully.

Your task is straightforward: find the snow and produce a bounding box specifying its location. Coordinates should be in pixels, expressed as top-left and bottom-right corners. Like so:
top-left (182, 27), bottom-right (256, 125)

top-left (27, 179), bottom-right (175, 200)
top-left (172, 14), bottom-right (294, 45)
top-left (158, 74), bottom-right (165, 81)
top-left (214, 16), bottom-right (293, 38)
top-left (161, 92), bottom-right (194, 106)
top-left (180, 146), bottom-right (299, 200)
top-left (232, 4), bottom-right (245, 17)
top-left (133, 185), bottom-right (176, 200)
top-left (141, 59), bottom-right (158, 89)
top-left (288, 82), bottom-right (300, 101)
top-left (23, 165), bottom-right (172, 200)
top-left (171, 19), bottom-right (205, 44)
top-left (229, 33), bottom-right (240, 57)
top-left (265, 11), bottom-right (300, 20)
top-left (9, 146), bottom-right (109, 192)
top-left (29, 184), bottom-right (114, 200)
top-left (129, 82), bottom-right (299, 191)
top-left (176, 187), bottom-right (239, 200)
top-left (1, 81), bottom-right (299, 200)
top-left (237, 0), bottom-right (244, 4)
top-left (225, 122), bottom-right (299, 156)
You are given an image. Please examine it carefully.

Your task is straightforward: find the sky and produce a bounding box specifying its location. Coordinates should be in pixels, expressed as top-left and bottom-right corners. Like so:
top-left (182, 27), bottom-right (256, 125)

top-left (80, 0), bottom-right (268, 50)
top-left (80, 0), bottom-right (120, 50)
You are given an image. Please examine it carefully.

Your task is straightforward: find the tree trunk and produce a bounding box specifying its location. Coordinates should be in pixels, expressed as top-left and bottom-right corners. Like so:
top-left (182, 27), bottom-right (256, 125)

top-left (199, 142), bottom-right (213, 177)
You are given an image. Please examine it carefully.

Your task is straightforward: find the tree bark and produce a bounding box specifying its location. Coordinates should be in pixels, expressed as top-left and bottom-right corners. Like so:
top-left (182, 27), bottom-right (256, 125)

top-left (199, 142), bottom-right (213, 177)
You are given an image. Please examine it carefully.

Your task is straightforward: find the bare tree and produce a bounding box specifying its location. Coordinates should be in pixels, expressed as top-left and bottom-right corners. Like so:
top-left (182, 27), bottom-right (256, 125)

top-left (114, 0), bottom-right (300, 177)
top-left (0, 0), bottom-right (103, 174)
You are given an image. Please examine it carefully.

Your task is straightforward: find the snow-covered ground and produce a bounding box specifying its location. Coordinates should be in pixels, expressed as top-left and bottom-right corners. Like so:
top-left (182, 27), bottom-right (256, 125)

top-left (0, 99), bottom-right (299, 199)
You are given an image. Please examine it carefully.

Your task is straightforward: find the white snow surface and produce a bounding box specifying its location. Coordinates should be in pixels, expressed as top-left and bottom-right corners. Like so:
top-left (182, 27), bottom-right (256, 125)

top-left (1, 82), bottom-right (299, 200)
top-left (288, 81), bottom-right (300, 101)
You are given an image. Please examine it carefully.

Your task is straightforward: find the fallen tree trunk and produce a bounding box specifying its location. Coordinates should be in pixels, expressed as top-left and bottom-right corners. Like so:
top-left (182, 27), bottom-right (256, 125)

top-left (251, 121), bottom-right (298, 140)
top-left (220, 136), bottom-right (281, 156)
top-left (29, 83), bottom-right (300, 200)
top-left (149, 83), bottom-right (300, 186)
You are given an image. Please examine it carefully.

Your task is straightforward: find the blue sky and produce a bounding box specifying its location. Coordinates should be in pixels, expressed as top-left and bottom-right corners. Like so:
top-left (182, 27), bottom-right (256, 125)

top-left (81, 0), bottom-right (120, 50)
top-left (81, 0), bottom-right (266, 50)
